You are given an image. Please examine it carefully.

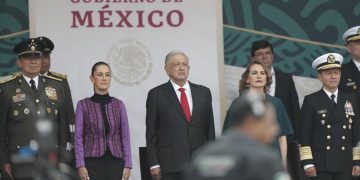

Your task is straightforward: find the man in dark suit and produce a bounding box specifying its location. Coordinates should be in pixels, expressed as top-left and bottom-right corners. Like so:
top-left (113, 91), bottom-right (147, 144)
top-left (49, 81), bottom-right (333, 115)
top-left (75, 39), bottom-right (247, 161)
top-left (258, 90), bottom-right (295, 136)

top-left (339, 26), bottom-right (360, 112)
top-left (299, 53), bottom-right (360, 180)
top-left (184, 95), bottom-right (290, 180)
top-left (0, 38), bottom-right (71, 179)
top-left (250, 40), bottom-right (301, 179)
top-left (146, 51), bottom-right (215, 180)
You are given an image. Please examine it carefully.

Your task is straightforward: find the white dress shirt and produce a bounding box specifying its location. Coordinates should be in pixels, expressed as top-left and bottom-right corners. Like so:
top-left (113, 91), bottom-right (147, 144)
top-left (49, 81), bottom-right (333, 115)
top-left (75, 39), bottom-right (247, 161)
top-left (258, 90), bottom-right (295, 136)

top-left (323, 88), bottom-right (338, 103)
top-left (170, 80), bottom-right (193, 114)
top-left (269, 67), bottom-right (276, 96)
top-left (23, 75), bottom-right (39, 89)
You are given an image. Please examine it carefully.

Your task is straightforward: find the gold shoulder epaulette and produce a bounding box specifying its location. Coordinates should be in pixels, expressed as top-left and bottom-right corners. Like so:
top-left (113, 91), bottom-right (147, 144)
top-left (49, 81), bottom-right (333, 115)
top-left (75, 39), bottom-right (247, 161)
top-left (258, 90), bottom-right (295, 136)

top-left (0, 73), bottom-right (21, 84)
top-left (49, 71), bottom-right (67, 79)
top-left (12, 72), bottom-right (22, 76)
top-left (44, 75), bottom-right (63, 82)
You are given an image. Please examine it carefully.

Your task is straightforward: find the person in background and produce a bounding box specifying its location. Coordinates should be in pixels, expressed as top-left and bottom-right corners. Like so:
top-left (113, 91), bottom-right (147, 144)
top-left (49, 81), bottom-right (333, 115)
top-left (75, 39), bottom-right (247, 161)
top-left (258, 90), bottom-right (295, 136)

top-left (185, 95), bottom-right (290, 180)
top-left (146, 51), bottom-right (215, 180)
top-left (299, 53), bottom-right (360, 180)
top-left (37, 36), bottom-right (75, 152)
top-left (223, 60), bottom-right (293, 168)
top-left (74, 61), bottom-right (132, 180)
top-left (339, 26), bottom-right (360, 112)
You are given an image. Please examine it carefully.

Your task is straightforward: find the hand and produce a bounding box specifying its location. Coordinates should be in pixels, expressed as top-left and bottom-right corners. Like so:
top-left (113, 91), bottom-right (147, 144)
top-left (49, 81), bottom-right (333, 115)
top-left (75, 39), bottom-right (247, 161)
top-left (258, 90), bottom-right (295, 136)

top-left (150, 167), bottom-right (161, 180)
top-left (305, 166), bottom-right (317, 177)
top-left (352, 166), bottom-right (360, 176)
top-left (2, 163), bottom-right (13, 180)
top-left (122, 168), bottom-right (131, 180)
top-left (78, 167), bottom-right (90, 180)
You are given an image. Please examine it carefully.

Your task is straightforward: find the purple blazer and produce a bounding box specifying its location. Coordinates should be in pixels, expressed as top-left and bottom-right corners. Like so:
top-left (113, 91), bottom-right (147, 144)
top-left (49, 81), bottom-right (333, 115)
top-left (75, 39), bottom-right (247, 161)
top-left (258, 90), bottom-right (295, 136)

top-left (74, 97), bottom-right (132, 168)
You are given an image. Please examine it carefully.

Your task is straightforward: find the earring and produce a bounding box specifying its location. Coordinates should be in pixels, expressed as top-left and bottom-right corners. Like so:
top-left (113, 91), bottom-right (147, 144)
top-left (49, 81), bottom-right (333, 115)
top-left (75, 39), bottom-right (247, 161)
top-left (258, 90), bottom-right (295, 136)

top-left (246, 83), bottom-right (250, 89)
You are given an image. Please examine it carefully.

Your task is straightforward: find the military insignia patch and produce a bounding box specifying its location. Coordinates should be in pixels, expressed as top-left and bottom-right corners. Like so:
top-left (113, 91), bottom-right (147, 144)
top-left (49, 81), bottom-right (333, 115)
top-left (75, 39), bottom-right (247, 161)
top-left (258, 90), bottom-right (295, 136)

top-left (45, 86), bottom-right (57, 100)
top-left (345, 100), bottom-right (355, 116)
top-left (327, 54), bottom-right (336, 63)
top-left (12, 93), bottom-right (25, 102)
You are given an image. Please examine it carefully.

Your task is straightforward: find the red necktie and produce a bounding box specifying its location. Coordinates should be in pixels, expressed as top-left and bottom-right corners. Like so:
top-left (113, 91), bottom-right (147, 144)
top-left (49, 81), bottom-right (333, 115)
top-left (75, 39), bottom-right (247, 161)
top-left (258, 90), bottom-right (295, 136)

top-left (179, 88), bottom-right (191, 122)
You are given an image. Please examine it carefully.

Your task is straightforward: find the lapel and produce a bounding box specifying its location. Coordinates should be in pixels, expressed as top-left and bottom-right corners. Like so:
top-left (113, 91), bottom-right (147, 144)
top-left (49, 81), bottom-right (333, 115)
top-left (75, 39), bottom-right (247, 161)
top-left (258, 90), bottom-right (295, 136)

top-left (349, 61), bottom-right (360, 83)
top-left (317, 89), bottom-right (337, 124)
top-left (332, 91), bottom-right (346, 123)
top-left (38, 76), bottom-right (46, 97)
top-left (274, 70), bottom-right (284, 97)
top-left (189, 82), bottom-right (199, 124)
top-left (164, 81), bottom-right (188, 123)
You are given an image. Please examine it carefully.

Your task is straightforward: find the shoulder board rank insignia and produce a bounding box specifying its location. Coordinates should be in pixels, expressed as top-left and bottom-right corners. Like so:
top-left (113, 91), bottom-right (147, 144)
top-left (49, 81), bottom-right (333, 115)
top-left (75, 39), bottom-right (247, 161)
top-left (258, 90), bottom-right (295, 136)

top-left (44, 75), bottom-right (63, 82)
top-left (12, 72), bottom-right (22, 76)
top-left (0, 73), bottom-right (21, 84)
top-left (49, 71), bottom-right (67, 79)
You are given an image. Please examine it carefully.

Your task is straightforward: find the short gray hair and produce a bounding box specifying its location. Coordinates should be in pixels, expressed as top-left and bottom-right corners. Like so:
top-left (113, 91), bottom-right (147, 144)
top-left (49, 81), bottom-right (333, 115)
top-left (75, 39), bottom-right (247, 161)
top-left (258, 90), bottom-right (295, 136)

top-left (164, 50), bottom-right (189, 65)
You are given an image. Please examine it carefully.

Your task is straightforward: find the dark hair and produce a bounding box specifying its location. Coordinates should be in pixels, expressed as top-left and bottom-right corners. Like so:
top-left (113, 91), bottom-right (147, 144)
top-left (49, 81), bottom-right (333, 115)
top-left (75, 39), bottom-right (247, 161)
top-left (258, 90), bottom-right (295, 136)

top-left (91, 61), bottom-right (110, 76)
top-left (250, 40), bottom-right (274, 57)
top-left (239, 61), bottom-right (272, 95)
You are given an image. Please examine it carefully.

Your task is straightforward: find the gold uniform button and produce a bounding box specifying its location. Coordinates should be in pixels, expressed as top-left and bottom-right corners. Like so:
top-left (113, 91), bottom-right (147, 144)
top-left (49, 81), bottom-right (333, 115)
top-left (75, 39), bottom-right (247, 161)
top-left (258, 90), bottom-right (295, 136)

top-left (327, 125), bottom-right (331, 129)
top-left (37, 111), bottom-right (40, 115)
top-left (343, 125), bottom-right (347, 129)
top-left (17, 146), bottom-right (20, 149)
top-left (326, 146), bottom-right (330, 150)
top-left (327, 135), bottom-right (331, 140)
top-left (36, 99), bottom-right (39, 103)
top-left (346, 115), bottom-right (349, 118)
top-left (342, 136), bottom-right (346, 140)
top-left (342, 147), bottom-right (345, 150)
top-left (322, 114), bottom-right (326, 117)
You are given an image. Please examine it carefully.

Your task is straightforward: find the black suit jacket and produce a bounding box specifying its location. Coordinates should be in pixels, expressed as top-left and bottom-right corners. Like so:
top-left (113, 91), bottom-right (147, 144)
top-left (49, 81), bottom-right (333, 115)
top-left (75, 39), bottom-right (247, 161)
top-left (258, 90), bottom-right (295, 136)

top-left (145, 81), bottom-right (215, 173)
top-left (274, 70), bottom-right (300, 139)
top-left (299, 89), bottom-right (360, 172)
top-left (0, 75), bottom-right (70, 178)
top-left (339, 61), bottom-right (360, 112)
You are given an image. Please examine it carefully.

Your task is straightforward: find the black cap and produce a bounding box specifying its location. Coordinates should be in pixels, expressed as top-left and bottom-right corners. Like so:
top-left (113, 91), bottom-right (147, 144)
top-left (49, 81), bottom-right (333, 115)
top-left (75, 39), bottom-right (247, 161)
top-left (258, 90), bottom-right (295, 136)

top-left (13, 38), bottom-right (44, 58)
top-left (36, 36), bottom-right (54, 54)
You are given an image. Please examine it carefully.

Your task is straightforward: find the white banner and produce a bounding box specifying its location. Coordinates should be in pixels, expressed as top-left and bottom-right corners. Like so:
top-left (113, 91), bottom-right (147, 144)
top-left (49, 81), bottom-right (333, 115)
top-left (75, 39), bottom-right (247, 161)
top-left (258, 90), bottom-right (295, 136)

top-left (29, 0), bottom-right (223, 179)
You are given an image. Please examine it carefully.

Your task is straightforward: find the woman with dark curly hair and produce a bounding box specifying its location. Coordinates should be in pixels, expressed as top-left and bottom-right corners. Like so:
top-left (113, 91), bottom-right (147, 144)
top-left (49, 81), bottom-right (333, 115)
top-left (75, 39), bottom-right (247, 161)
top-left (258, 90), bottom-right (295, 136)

top-left (223, 60), bottom-right (293, 168)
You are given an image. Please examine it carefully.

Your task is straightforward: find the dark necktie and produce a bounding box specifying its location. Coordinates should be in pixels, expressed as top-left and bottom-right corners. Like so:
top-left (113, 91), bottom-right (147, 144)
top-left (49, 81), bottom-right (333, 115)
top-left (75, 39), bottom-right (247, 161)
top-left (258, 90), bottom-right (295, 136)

top-left (178, 88), bottom-right (191, 123)
top-left (30, 79), bottom-right (37, 94)
top-left (331, 94), bottom-right (336, 106)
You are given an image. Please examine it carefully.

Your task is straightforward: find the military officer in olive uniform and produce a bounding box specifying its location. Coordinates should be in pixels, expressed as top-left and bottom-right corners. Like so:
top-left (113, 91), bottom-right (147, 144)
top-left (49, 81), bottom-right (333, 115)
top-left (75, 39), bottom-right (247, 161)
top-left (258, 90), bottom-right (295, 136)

top-left (37, 36), bottom-right (75, 151)
top-left (339, 26), bottom-right (360, 112)
top-left (0, 38), bottom-right (70, 179)
top-left (299, 53), bottom-right (360, 180)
